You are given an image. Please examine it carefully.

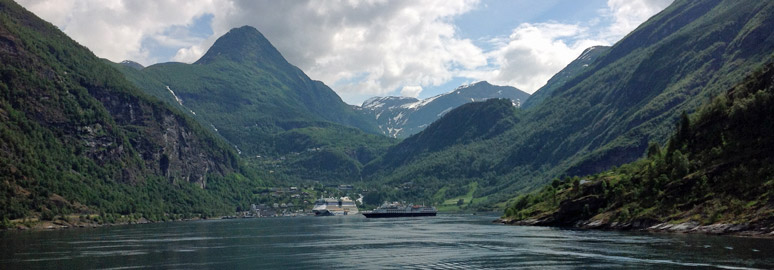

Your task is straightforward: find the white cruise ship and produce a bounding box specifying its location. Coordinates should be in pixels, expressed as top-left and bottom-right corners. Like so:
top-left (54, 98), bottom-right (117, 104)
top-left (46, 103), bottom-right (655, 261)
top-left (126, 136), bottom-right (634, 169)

top-left (312, 197), bottom-right (359, 216)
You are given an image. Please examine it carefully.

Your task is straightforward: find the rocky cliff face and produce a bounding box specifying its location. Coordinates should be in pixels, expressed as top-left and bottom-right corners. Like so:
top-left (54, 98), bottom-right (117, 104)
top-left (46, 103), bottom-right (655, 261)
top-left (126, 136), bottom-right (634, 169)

top-left (0, 24), bottom-right (234, 187)
top-left (91, 88), bottom-right (231, 187)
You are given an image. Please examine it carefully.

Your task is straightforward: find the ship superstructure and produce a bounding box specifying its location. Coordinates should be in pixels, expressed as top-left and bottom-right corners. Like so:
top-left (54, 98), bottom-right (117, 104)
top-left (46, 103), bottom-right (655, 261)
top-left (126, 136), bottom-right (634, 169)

top-left (312, 197), bottom-right (359, 216)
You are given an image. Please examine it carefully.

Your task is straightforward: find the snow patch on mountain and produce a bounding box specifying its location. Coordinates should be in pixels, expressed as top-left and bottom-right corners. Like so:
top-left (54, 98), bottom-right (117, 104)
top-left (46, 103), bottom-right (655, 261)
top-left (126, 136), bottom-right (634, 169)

top-left (394, 111), bottom-right (405, 122)
top-left (402, 94), bottom-right (440, 110)
top-left (578, 46), bottom-right (607, 61)
top-left (438, 107), bottom-right (453, 117)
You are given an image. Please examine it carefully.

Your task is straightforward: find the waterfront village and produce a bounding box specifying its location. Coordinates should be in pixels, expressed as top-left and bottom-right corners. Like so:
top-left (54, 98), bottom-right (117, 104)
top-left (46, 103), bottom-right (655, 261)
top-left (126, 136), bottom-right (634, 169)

top-left (225, 184), bottom-right (361, 218)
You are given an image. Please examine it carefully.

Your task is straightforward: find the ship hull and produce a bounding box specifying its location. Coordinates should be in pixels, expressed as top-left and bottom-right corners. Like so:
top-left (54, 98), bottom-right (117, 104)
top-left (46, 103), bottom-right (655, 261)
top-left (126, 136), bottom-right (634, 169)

top-left (314, 210), bottom-right (335, 216)
top-left (362, 212), bottom-right (436, 218)
top-left (313, 210), bottom-right (357, 216)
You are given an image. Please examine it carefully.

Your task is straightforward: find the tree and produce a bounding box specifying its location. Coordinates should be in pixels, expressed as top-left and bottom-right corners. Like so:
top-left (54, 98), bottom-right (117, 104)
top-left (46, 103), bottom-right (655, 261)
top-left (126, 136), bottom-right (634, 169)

top-left (551, 178), bottom-right (561, 188)
top-left (505, 208), bottom-right (515, 217)
top-left (671, 150), bottom-right (689, 179)
top-left (647, 142), bottom-right (662, 159)
top-left (678, 112), bottom-right (691, 142)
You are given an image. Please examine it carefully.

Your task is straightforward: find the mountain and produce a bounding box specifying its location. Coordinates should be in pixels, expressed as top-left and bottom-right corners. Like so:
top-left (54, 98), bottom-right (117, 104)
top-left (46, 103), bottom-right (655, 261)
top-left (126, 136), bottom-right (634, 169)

top-left (363, 0), bottom-right (774, 209)
top-left (114, 25), bottom-right (394, 182)
top-left (365, 98), bottom-right (519, 174)
top-left (503, 59), bottom-right (774, 235)
top-left (117, 26), bottom-right (380, 155)
top-left (359, 81), bottom-right (529, 138)
top-left (522, 46), bottom-right (609, 109)
top-left (362, 98), bottom-right (521, 208)
top-left (0, 0), bottom-right (261, 224)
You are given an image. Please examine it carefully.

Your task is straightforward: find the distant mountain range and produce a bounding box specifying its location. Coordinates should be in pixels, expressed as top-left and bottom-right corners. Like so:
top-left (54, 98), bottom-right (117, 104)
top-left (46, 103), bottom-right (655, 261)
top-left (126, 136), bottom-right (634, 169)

top-left (358, 81), bottom-right (529, 138)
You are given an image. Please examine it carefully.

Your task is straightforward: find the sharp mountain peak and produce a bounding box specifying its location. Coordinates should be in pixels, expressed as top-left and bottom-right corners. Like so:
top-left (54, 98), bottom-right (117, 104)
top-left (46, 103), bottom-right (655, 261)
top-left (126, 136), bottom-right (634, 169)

top-left (195, 25), bottom-right (288, 66)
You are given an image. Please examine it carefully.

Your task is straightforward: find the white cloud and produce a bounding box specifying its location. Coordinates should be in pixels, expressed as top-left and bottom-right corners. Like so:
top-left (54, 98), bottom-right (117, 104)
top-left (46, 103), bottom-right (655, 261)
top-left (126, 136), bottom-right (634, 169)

top-left (468, 23), bottom-right (607, 93)
top-left (605, 0), bottom-right (674, 41)
top-left (460, 0), bottom-right (673, 94)
top-left (17, 0), bottom-right (673, 103)
top-left (18, 0), bottom-right (217, 65)
top-left (198, 0), bottom-right (486, 103)
top-left (400, 86), bottom-right (423, 98)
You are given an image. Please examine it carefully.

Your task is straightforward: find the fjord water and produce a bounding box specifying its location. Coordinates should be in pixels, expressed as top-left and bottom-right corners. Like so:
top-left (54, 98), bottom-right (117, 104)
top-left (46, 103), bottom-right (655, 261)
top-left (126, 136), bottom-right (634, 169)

top-left (1, 215), bottom-right (772, 269)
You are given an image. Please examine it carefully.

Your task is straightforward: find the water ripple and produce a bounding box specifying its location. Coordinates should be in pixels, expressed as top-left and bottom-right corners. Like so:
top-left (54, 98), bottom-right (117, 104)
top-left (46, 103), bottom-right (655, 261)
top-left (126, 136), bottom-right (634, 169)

top-left (0, 215), bottom-right (771, 269)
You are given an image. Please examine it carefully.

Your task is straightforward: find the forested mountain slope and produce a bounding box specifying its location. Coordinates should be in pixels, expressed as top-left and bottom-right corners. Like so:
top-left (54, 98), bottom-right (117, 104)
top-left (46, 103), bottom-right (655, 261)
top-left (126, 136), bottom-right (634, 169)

top-left (115, 26), bottom-right (384, 156)
top-left (114, 26), bottom-right (395, 183)
top-left (503, 59), bottom-right (774, 235)
top-left (369, 98), bottom-right (520, 171)
top-left (0, 0), bottom-right (260, 225)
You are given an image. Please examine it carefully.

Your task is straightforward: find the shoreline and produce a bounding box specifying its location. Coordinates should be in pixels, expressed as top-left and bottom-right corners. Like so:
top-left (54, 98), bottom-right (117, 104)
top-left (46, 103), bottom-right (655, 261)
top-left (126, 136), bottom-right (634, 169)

top-left (2, 216), bottom-right (215, 232)
top-left (495, 218), bottom-right (774, 239)
top-left (3, 213), bottom-right (337, 232)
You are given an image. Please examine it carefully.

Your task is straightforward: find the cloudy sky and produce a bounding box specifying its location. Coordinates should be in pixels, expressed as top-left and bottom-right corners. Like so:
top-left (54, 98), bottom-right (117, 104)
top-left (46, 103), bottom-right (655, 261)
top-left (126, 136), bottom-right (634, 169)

top-left (18, 0), bottom-right (673, 105)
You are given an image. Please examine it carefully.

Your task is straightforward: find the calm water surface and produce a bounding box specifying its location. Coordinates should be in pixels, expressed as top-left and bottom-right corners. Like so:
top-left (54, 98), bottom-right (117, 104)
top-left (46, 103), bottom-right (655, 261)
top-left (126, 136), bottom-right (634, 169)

top-left (1, 214), bottom-right (772, 269)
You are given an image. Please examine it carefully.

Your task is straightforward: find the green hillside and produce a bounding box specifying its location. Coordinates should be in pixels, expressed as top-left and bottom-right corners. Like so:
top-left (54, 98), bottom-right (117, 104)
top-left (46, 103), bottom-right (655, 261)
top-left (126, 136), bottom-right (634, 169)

top-left (114, 26), bottom-right (394, 183)
top-left (0, 0), bottom-right (264, 226)
top-left (503, 59), bottom-right (774, 231)
top-left (115, 26), bottom-right (383, 155)
top-left (367, 98), bottom-right (519, 173)
top-left (364, 0), bottom-right (774, 209)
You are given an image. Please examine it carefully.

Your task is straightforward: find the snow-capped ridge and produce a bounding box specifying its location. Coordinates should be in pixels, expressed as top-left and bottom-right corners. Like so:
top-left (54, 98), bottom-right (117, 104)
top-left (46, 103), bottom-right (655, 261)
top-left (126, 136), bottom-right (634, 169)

top-left (401, 94), bottom-right (442, 110)
top-left (362, 96), bottom-right (418, 110)
top-left (453, 80), bottom-right (490, 92)
top-left (578, 46), bottom-right (609, 61)
top-left (359, 81), bottom-right (530, 138)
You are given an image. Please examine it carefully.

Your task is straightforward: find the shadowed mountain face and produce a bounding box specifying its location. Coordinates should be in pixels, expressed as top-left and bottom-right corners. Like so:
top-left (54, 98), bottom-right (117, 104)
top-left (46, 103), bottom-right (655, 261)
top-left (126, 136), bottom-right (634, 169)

top-left (359, 81), bottom-right (529, 138)
top-left (363, 0), bottom-right (774, 208)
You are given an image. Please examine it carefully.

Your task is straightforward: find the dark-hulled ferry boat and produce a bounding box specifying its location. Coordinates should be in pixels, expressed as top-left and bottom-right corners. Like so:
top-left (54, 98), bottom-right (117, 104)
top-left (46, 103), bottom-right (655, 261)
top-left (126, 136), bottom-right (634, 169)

top-left (362, 202), bottom-right (437, 218)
